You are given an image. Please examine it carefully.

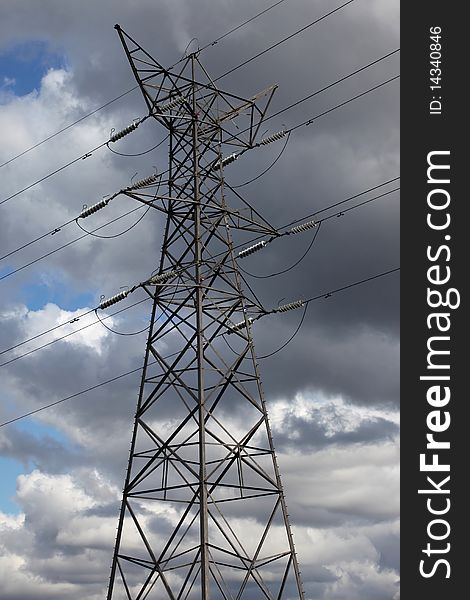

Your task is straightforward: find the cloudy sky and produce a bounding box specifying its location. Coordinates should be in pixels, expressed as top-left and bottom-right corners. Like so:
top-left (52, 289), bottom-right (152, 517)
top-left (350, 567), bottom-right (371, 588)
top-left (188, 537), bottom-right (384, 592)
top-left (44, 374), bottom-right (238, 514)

top-left (0, 1), bottom-right (399, 598)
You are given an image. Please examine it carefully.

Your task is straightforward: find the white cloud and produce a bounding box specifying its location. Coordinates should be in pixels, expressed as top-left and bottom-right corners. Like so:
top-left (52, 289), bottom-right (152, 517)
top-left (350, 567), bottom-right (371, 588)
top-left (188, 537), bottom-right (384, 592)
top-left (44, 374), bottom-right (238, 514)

top-left (270, 392), bottom-right (399, 438)
top-left (9, 302), bottom-right (112, 355)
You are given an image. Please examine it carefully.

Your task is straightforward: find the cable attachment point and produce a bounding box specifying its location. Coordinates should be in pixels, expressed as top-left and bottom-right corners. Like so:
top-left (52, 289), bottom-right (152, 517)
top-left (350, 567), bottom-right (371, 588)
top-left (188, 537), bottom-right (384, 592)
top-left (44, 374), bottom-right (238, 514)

top-left (128, 173), bottom-right (160, 190)
top-left (109, 119), bottom-right (141, 143)
top-left (238, 240), bottom-right (267, 259)
top-left (98, 290), bottom-right (130, 310)
top-left (130, 173), bottom-right (159, 190)
top-left (226, 317), bottom-right (254, 335)
top-left (276, 299), bottom-right (305, 313)
top-left (213, 153), bottom-right (239, 171)
top-left (145, 269), bottom-right (179, 286)
top-left (78, 197), bottom-right (112, 219)
top-left (259, 130), bottom-right (287, 146)
top-left (159, 96), bottom-right (185, 112)
top-left (289, 219), bottom-right (317, 235)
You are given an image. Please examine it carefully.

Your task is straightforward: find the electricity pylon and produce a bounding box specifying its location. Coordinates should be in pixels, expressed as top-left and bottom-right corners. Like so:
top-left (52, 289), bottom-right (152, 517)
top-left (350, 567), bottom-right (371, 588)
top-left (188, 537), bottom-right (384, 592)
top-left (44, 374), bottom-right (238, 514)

top-left (107, 25), bottom-right (304, 600)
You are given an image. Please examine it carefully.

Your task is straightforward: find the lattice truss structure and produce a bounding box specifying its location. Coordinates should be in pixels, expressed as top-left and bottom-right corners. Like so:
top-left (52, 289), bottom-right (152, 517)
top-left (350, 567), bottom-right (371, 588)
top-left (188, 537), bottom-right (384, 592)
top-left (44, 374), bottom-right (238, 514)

top-left (107, 25), bottom-right (304, 600)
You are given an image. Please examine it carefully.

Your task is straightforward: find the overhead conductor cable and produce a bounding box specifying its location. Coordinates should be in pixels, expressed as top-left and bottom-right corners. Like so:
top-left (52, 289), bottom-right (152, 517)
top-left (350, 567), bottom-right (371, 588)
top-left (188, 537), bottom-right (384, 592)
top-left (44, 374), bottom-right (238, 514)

top-left (98, 269), bottom-right (180, 312)
top-left (237, 218), bottom-right (317, 260)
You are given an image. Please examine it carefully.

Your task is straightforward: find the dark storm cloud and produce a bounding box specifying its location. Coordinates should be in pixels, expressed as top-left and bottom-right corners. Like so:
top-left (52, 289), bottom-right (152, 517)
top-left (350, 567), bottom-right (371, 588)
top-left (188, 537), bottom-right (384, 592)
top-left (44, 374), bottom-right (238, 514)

top-left (274, 413), bottom-right (399, 451)
top-left (257, 316), bottom-right (399, 405)
top-left (0, 427), bottom-right (81, 472)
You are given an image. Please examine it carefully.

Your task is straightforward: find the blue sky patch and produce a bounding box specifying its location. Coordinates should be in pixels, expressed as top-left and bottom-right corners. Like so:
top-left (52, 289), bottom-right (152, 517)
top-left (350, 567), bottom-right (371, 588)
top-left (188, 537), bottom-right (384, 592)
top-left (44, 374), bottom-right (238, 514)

top-left (16, 418), bottom-right (73, 448)
top-left (0, 419), bottom-right (79, 514)
top-left (0, 40), bottom-right (65, 96)
top-left (22, 278), bottom-right (95, 311)
top-left (0, 264), bottom-right (13, 278)
top-left (0, 457), bottom-right (24, 513)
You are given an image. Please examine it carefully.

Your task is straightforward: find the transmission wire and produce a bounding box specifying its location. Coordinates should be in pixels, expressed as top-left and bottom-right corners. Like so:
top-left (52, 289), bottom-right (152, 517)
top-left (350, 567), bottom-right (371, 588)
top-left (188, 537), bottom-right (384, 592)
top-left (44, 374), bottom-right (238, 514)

top-left (258, 302), bottom-right (309, 359)
top-left (215, 0), bottom-right (357, 81)
top-left (0, 178), bottom-right (399, 363)
top-left (0, 186), bottom-right (396, 367)
top-left (93, 307), bottom-right (150, 337)
top-left (0, 0), bottom-right (364, 209)
top-left (232, 132), bottom-right (291, 189)
top-left (240, 221), bottom-right (323, 279)
top-left (0, 298), bottom-right (151, 368)
top-left (0, 204), bottom-right (146, 282)
top-left (239, 186), bottom-right (399, 279)
top-left (0, 139), bottom-right (111, 207)
top-left (287, 76), bottom-right (400, 133)
top-left (105, 133), bottom-right (169, 157)
top-left (1, 70), bottom-right (399, 271)
top-left (255, 267), bottom-right (400, 359)
top-left (0, 266), bottom-right (399, 428)
top-left (74, 206), bottom-right (151, 239)
top-left (0, 0), bottom-right (290, 170)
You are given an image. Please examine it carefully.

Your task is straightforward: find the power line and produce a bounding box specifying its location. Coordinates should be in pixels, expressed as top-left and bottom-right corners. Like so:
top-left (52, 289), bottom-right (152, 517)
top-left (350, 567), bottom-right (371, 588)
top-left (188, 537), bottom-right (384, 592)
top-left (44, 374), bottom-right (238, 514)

top-left (257, 266), bottom-right (400, 359)
top-left (0, 306), bottom-right (94, 357)
top-left (0, 87), bottom-right (138, 170)
top-left (0, 1), bottom-right (365, 210)
top-left (258, 302), bottom-right (309, 359)
top-left (74, 206), bottom-right (151, 239)
top-left (0, 182), bottom-right (398, 367)
top-left (1, 171), bottom-right (163, 264)
top-left (213, 73), bottom-right (398, 177)
top-left (0, 298), bottom-right (151, 368)
top-left (264, 48), bottom-right (399, 125)
top-left (106, 133), bottom-right (169, 157)
top-left (240, 220), bottom-right (323, 279)
top-left (0, 0), bottom-right (291, 171)
top-left (208, 48), bottom-right (399, 166)
top-left (0, 277), bottom-right (155, 361)
top-left (0, 361), bottom-right (149, 428)
top-left (93, 306), bottom-right (150, 337)
top-left (319, 186), bottom-right (400, 222)
top-left (237, 186), bottom-right (399, 278)
top-left (0, 204), bottom-right (145, 282)
top-left (0, 266), bottom-right (399, 429)
top-left (281, 177), bottom-right (400, 229)
top-left (215, 0), bottom-right (357, 81)
top-left (288, 75), bottom-right (399, 132)
top-left (0, 176), bottom-right (398, 288)
top-left (199, 0), bottom-right (290, 53)
top-left (0, 217), bottom-right (76, 262)
top-left (1, 64), bottom-right (399, 271)
top-left (0, 139), bottom-right (110, 207)
top-left (304, 267), bottom-right (399, 304)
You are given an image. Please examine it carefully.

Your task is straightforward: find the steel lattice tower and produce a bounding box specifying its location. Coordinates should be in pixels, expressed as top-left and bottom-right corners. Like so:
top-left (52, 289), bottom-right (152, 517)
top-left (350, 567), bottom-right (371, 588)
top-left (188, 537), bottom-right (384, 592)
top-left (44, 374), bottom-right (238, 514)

top-left (107, 25), bottom-right (304, 600)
